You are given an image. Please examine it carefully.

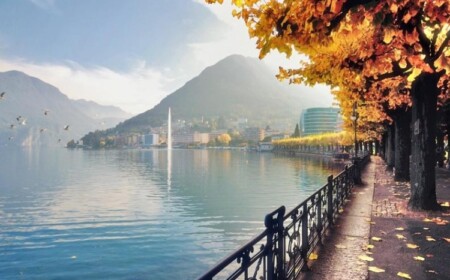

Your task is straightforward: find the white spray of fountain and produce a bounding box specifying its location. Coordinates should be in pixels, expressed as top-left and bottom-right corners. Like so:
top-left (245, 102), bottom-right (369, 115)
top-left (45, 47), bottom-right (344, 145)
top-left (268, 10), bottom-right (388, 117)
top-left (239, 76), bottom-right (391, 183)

top-left (167, 107), bottom-right (172, 150)
top-left (167, 107), bottom-right (172, 191)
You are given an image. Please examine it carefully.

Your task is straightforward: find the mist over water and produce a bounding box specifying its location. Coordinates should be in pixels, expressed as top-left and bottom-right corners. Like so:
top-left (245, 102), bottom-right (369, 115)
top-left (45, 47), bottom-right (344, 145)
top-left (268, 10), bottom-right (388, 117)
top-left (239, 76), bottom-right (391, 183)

top-left (0, 148), bottom-right (345, 279)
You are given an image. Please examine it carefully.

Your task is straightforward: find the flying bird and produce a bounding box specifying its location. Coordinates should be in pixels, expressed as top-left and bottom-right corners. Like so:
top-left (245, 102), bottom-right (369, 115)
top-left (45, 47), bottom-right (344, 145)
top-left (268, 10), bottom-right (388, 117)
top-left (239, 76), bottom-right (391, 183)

top-left (16, 116), bottom-right (22, 122)
top-left (8, 136), bottom-right (13, 141)
top-left (9, 124), bottom-right (15, 129)
top-left (64, 125), bottom-right (70, 131)
top-left (44, 110), bottom-right (50, 116)
top-left (0, 92), bottom-right (5, 100)
top-left (57, 139), bottom-right (61, 143)
top-left (40, 128), bottom-right (46, 133)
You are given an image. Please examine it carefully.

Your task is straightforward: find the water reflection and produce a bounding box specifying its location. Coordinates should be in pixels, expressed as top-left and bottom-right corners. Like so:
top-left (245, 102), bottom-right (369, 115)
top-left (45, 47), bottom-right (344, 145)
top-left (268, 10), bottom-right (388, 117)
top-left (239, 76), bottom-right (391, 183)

top-left (0, 147), bottom-right (347, 279)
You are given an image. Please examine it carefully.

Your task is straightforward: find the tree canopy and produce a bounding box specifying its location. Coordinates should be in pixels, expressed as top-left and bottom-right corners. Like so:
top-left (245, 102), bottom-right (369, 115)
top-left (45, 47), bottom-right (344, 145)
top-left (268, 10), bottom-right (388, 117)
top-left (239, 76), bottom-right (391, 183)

top-left (207, 0), bottom-right (450, 210)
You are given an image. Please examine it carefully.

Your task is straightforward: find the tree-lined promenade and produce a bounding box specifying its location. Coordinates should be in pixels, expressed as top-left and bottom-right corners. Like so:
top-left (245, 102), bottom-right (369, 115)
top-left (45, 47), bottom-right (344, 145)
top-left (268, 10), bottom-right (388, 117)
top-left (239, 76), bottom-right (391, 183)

top-left (208, 0), bottom-right (450, 211)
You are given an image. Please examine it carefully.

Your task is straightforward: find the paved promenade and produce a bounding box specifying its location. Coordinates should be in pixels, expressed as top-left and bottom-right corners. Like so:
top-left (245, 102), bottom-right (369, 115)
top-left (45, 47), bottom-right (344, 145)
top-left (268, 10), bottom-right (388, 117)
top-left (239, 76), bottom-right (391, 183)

top-left (300, 156), bottom-right (450, 280)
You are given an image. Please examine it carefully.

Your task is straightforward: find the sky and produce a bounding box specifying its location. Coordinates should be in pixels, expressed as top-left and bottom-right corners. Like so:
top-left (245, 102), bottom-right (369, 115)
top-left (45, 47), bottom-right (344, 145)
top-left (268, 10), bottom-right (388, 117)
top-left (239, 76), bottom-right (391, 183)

top-left (0, 0), bottom-right (333, 114)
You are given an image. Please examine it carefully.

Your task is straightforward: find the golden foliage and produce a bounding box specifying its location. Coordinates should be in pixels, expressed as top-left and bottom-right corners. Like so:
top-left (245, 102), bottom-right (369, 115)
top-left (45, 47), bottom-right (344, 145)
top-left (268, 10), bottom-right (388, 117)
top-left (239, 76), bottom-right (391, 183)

top-left (206, 0), bottom-right (450, 140)
top-left (272, 131), bottom-right (353, 148)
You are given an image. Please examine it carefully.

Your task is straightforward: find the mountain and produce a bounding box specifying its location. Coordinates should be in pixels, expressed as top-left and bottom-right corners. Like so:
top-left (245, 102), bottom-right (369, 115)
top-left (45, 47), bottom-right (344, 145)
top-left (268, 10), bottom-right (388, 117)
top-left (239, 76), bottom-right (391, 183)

top-left (72, 99), bottom-right (132, 128)
top-left (0, 71), bottom-right (130, 146)
top-left (113, 55), bottom-right (325, 133)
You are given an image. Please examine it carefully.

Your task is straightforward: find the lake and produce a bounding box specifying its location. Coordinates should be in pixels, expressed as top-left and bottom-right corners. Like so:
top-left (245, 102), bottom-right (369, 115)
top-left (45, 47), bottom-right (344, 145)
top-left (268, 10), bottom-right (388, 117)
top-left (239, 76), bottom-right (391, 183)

top-left (0, 148), bottom-right (346, 279)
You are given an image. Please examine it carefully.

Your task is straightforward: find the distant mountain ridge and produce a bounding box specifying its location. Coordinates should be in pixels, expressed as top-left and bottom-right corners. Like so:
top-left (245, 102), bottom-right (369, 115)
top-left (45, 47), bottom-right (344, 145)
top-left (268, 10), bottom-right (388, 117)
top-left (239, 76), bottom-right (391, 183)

top-left (0, 71), bottom-right (131, 146)
top-left (112, 55), bottom-right (325, 134)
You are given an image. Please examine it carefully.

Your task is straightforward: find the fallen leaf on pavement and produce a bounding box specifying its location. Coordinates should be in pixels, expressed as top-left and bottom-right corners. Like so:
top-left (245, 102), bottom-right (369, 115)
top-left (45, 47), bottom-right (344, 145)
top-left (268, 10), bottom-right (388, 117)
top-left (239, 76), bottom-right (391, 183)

top-left (335, 244), bottom-right (346, 249)
top-left (396, 234), bottom-right (406, 240)
top-left (308, 252), bottom-right (318, 260)
top-left (395, 227), bottom-right (404, 231)
top-left (426, 270), bottom-right (438, 274)
top-left (358, 255), bottom-right (374, 262)
top-left (426, 236), bottom-right (436, 242)
top-left (443, 238), bottom-right (450, 243)
top-left (433, 217), bottom-right (448, 225)
top-left (367, 244), bottom-right (374, 249)
top-left (368, 266), bottom-right (385, 273)
top-left (371, 237), bottom-right (382, 242)
top-left (397, 272), bottom-right (412, 279)
top-left (406, 243), bottom-right (419, 249)
top-left (426, 254), bottom-right (433, 258)
top-left (440, 201), bottom-right (449, 207)
top-left (413, 256), bottom-right (425, 261)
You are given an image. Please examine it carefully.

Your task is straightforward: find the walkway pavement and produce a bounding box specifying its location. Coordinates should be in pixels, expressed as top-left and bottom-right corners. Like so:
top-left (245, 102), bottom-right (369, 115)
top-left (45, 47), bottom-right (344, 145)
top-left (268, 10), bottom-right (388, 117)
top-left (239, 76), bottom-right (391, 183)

top-left (299, 156), bottom-right (450, 280)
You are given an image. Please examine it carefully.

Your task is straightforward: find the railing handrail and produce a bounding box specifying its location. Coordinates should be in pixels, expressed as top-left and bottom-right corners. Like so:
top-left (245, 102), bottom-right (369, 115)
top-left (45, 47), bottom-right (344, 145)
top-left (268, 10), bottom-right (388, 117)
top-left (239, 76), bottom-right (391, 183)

top-left (198, 153), bottom-right (370, 280)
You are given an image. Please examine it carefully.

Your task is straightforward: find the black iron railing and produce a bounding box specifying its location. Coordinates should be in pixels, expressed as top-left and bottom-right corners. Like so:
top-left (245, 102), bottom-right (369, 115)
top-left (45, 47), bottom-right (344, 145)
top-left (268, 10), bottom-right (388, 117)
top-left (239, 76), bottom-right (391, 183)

top-left (198, 154), bottom-right (370, 280)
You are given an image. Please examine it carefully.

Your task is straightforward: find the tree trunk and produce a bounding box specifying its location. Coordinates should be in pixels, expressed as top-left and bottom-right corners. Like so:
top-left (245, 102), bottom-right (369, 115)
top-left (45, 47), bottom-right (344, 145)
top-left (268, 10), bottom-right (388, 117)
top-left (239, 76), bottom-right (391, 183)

top-left (409, 72), bottom-right (440, 210)
top-left (386, 124), bottom-right (395, 171)
top-left (394, 109), bottom-right (411, 181)
top-left (381, 134), bottom-right (387, 159)
top-left (436, 119), bottom-right (445, 168)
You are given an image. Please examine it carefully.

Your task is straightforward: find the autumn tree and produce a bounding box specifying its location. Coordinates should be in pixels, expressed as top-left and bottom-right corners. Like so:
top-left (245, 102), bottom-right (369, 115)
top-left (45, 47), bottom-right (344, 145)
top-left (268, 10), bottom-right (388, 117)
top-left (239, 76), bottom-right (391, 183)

top-left (217, 133), bottom-right (232, 145)
top-left (208, 0), bottom-right (450, 210)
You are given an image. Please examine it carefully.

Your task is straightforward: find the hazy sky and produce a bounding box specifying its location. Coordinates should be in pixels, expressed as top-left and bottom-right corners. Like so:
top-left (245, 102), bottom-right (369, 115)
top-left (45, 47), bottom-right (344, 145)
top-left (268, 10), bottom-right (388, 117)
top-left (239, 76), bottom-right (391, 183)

top-left (0, 0), bottom-right (333, 114)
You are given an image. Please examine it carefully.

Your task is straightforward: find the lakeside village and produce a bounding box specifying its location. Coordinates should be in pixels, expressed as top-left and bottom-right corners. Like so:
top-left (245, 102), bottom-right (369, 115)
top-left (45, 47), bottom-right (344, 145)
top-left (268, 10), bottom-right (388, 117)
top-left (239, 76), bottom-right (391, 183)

top-left (69, 107), bottom-right (357, 157)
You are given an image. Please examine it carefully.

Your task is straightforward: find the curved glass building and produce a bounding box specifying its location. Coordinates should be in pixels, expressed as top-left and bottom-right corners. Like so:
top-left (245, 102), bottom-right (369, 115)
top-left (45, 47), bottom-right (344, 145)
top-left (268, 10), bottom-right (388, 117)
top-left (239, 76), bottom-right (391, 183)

top-left (300, 107), bottom-right (342, 136)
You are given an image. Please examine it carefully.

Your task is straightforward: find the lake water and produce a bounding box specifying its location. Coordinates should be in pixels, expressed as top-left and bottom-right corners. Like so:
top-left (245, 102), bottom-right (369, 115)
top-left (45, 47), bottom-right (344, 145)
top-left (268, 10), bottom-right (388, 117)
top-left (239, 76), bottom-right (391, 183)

top-left (0, 148), bottom-right (346, 279)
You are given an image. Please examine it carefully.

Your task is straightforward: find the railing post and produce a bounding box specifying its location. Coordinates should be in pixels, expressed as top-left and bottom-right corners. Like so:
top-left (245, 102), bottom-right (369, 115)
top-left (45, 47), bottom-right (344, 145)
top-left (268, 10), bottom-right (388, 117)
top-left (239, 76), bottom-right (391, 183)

top-left (316, 192), bottom-right (323, 243)
top-left (264, 206), bottom-right (285, 280)
top-left (300, 203), bottom-right (310, 271)
top-left (327, 175), bottom-right (334, 225)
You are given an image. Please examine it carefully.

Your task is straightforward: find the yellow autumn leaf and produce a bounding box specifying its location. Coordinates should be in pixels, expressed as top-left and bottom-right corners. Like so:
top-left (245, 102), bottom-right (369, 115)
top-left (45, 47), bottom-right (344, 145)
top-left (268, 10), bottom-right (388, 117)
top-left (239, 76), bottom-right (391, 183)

top-left (335, 244), bottom-right (347, 249)
top-left (396, 234), bottom-right (406, 240)
top-left (395, 227), bottom-right (405, 231)
top-left (406, 243), bottom-right (419, 249)
top-left (309, 252), bottom-right (318, 260)
top-left (426, 236), bottom-right (436, 242)
top-left (397, 272), bottom-right (412, 279)
top-left (390, 3), bottom-right (398, 13)
top-left (407, 68), bottom-right (421, 82)
top-left (423, 218), bottom-right (432, 222)
top-left (383, 29), bottom-right (395, 44)
top-left (399, 58), bottom-right (407, 69)
top-left (358, 255), bottom-right (374, 262)
top-left (444, 238), bottom-right (450, 243)
top-left (232, 0), bottom-right (243, 8)
top-left (367, 244), bottom-right (374, 249)
top-left (441, 201), bottom-right (449, 207)
top-left (413, 256), bottom-right (425, 261)
top-left (371, 237), bottom-right (382, 242)
top-left (369, 266), bottom-right (385, 273)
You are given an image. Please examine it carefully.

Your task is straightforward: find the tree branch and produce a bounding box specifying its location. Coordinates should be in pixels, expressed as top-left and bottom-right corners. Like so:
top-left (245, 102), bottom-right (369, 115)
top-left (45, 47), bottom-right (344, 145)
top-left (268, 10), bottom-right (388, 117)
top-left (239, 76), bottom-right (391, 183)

top-left (433, 30), bottom-right (450, 61)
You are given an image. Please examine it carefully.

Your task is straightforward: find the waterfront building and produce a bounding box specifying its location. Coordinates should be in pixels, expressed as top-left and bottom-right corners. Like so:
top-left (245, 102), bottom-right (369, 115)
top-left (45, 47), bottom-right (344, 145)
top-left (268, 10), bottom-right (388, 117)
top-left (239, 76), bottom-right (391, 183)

top-left (300, 107), bottom-right (342, 136)
top-left (173, 131), bottom-right (209, 145)
top-left (141, 134), bottom-right (160, 147)
top-left (243, 127), bottom-right (265, 142)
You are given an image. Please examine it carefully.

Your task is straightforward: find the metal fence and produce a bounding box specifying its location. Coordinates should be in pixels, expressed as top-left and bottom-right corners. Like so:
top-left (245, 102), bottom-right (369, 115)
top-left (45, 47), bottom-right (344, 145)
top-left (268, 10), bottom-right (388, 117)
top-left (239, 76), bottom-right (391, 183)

top-left (198, 154), bottom-right (370, 280)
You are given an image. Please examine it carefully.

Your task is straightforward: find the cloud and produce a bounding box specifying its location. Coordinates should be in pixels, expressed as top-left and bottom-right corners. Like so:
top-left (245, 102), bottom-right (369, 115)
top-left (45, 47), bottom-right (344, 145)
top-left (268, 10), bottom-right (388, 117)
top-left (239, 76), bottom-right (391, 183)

top-left (0, 58), bottom-right (179, 114)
